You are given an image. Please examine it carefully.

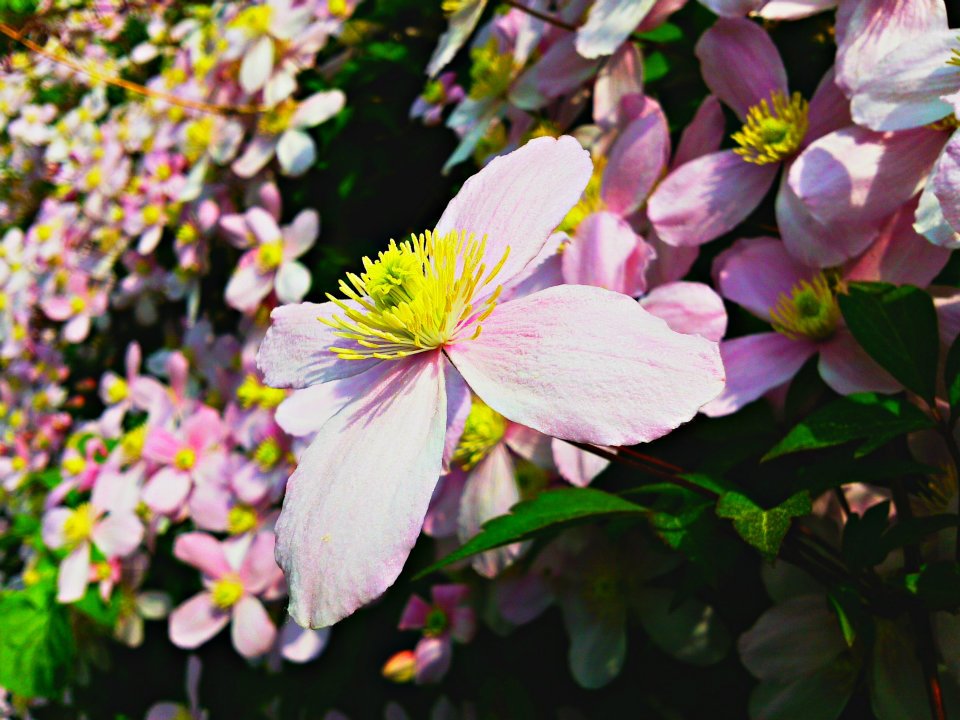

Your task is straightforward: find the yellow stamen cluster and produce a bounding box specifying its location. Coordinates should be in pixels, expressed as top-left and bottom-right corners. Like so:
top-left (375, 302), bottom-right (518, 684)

top-left (469, 38), bottom-right (517, 101)
top-left (253, 436), bottom-right (283, 470)
top-left (227, 504), bottom-right (259, 535)
top-left (64, 503), bottom-right (96, 545)
top-left (105, 377), bottom-right (129, 404)
top-left (230, 6), bottom-right (273, 35)
top-left (558, 155), bottom-right (608, 234)
top-left (210, 576), bottom-right (245, 609)
top-left (174, 447), bottom-right (197, 471)
top-left (929, 114), bottom-right (960, 132)
top-left (121, 425), bottom-right (147, 461)
top-left (258, 98), bottom-right (297, 135)
top-left (732, 91), bottom-right (809, 165)
top-left (453, 396), bottom-right (507, 470)
top-left (256, 241), bottom-right (285, 272)
top-left (236, 374), bottom-right (287, 409)
top-left (441, 0), bottom-right (478, 16)
top-left (769, 272), bottom-right (841, 341)
top-left (949, 45), bottom-right (960, 69)
top-left (324, 229), bottom-right (508, 361)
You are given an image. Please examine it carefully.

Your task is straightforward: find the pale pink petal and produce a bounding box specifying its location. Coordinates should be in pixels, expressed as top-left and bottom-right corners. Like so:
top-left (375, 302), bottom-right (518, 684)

top-left (458, 444), bottom-right (523, 578)
top-left (818, 328), bottom-right (900, 396)
top-left (277, 130), bottom-right (316, 176)
top-left (292, 91), bottom-right (345, 128)
top-left (648, 150), bottom-right (778, 248)
top-left (414, 636), bottom-right (453, 684)
top-left (697, 0), bottom-right (762, 16)
top-left (232, 135), bottom-right (278, 178)
top-left (851, 30), bottom-right (959, 131)
top-left (57, 543), bottom-right (90, 603)
top-left (757, 0), bottom-right (835, 19)
top-left (275, 261), bottom-right (311, 304)
top-left (257, 301), bottom-right (381, 388)
top-left (280, 621), bottom-right (330, 663)
top-left (42, 507), bottom-right (72, 549)
top-left (142, 427), bottom-right (182, 465)
top-left (551, 438), bottom-right (609, 488)
top-left (240, 36), bottom-right (274, 93)
top-left (601, 100), bottom-right (669, 215)
top-left (173, 532), bottom-right (231, 578)
top-left (640, 281), bottom-right (727, 342)
top-left (169, 592), bottom-right (230, 649)
top-left (92, 513), bottom-right (143, 557)
top-left (225, 264), bottom-right (273, 313)
top-left (231, 595), bottom-right (276, 658)
top-left (713, 236), bottom-right (810, 319)
top-left (503, 424), bottom-right (556, 469)
top-left (644, 232), bottom-right (699, 287)
top-left (284, 210), bottom-right (319, 258)
top-left (246, 207), bottom-right (282, 245)
top-left (673, 95), bottom-right (725, 168)
top-left (41, 296), bottom-right (72, 321)
top-left (275, 353), bottom-right (448, 628)
top-left (575, 0), bottom-right (658, 59)
top-left (695, 18), bottom-right (787, 120)
top-left (788, 125), bottom-right (944, 226)
top-left (835, 0), bottom-right (946, 96)
top-left (563, 212), bottom-right (646, 294)
top-left (934, 133), bottom-right (960, 235)
top-left (239, 531), bottom-right (283, 595)
top-left (916, 179), bottom-right (960, 249)
top-left (447, 285), bottom-right (724, 445)
top-left (701, 333), bottom-right (817, 418)
top-left (63, 315), bottom-right (91, 343)
top-left (442, 367), bottom-right (471, 472)
top-left (511, 35), bottom-right (600, 109)
top-left (142, 468), bottom-right (191, 515)
top-left (423, 469), bottom-right (466, 539)
top-left (806, 66), bottom-right (852, 142)
top-left (435, 135), bottom-right (592, 292)
top-left (593, 43), bottom-right (643, 130)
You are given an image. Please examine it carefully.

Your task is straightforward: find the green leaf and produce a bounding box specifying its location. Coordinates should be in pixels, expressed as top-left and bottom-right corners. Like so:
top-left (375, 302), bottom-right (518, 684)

top-left (0, 589), bottom-right (75, 698)
top-left (652, 503), bottom-right (739, 587)
top-left (73, 586), bottom-right (121, 628)
top-left (944, 330), bottom-right (960, 414)
top-left (634, 22), bottom-right (683, 43)
top-left (838, 283), bottom-right (939, 403)
top-left (763, 393), bottom-right (935, 461)
top-left (841, 501), bottom-right (891, 569)
top-left (415, 488), bottom-right (648, 578)
top-left (643, 51), bottom-right (670, 82)
top-left (715, 492), bottom-right (811, 559)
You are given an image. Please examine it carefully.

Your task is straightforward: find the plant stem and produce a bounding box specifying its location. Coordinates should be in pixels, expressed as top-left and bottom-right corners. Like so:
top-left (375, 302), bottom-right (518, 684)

top-left (502, 0), bottom-right (577, 32)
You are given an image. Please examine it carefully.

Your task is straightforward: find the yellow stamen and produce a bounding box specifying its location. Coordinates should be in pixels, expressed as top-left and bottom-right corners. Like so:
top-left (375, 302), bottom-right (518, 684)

top-left (469, 38), bottom-right (517, 101)
top-left (929, 114), bottom-right (960, 132)
top-left (106, 377), bottom-right (129, 404)
top-left (769, 272), bottom-right (841, 341)
top-left (558, 156), bottom-right (607, 234)
top-left (210, 575), bottom-right (244, 609)
top-left (253, 437), bottom-right (283, 470)
top-left (174, 448), bottom-right (196, 471)
top-left (121, 425), bottom-right (147, 461)
top-left (732, 91), bottom-right (809, 165)
top-left (324, 229), bottom-right (509, 361)
top-left (64, 503), bottom-right (96, 545)
top-left (453, 396), bottom-right (507, 470)
top-left (256, 241), bottom-right (284, 272)
top-left (227, 504), bottom-right (259, 535)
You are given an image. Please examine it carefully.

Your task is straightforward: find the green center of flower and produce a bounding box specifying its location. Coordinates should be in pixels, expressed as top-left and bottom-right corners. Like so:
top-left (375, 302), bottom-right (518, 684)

top-left (469, 38), bottom-right (517, 101)
top-left (227, 504), bottom-right (259, 535)
top-left (422, 79), bottom-right (447, 106)
top-left (732, 91), bottom-right (809, 165)
top-left (64, 503), bottom-right (95, 545)
top-left (769, 272), bottom-right (841, 341)
top-left (423, 607), bottom-right (449, 638)
top-left (453, 396), bottom-right (507, 470)
top-left (324, 229), bottom-right (508, 361)
top-left (174, 447), bottom-right (197, 471)
top-left (581, 562), bottom-right (625, 623)
top-left (210, 576), bottom-right (244, 609)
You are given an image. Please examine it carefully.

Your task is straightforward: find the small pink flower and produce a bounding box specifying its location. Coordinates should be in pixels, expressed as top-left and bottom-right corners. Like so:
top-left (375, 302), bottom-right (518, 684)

top-left (397, 584), bottom-right (475, 684)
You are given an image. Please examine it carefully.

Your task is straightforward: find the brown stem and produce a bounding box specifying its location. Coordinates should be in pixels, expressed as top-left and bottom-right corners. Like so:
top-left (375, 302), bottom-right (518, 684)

top-left (501, 0), bottom-right (577, 32)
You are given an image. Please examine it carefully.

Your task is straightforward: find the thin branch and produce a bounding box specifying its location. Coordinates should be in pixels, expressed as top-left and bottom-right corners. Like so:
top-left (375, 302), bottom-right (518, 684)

top-left (501, 0), bottom-right (577, 32)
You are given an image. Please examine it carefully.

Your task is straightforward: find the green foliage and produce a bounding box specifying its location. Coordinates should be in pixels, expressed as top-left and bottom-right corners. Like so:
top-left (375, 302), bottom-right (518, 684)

top-left (763, 393), bottom-right (935, 461)
top-left (0, 586), bottom-right (76, 699)
top-left (0, 0), bottom-right (37, 16)
top-left (838, 283), bottom-right (940, 404)
top-left (715, 491), bottom-right (811, 559)
top-left (652, 501), bottom-right (739, 587)
top-left (643, 51), bottom-right (670, 82)
top-left (634, 22), bottom-right (684, 43)
top-left (944, 331), bottom-right (960, 417)
top-left (841, 501), bottom-right (892, 570)
top-left (416, 488), bottom-right (649, 578)
top-left (73, 585), bottom-right (122, 628)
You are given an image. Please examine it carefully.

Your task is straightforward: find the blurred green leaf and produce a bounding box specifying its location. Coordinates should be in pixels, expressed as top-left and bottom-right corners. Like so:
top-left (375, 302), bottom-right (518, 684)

top-left (643, 51), bottom-right (670, 82)
top-left (634, 23), bottom-right (684, 43)
top-left (0, 588), bottom-right (75, 698)
top-left (715, 491), bottom-right (811, 559)
top-left (944, 330), bottom-right (960, 415)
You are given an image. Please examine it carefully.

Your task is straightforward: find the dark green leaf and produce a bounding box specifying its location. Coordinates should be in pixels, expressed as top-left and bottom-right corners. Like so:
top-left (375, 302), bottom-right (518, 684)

top-left (838, 283), bottom-right (939, 403)
top-left (73, 586), bottom-right (121, 628)
top-left (945, 330), bottom-right (960, 414)
top-left (415, 488), bottom-right (648, 578)
top-left (643, 51), bottom-right (670, 82)
top-left (0, 589), bottom-right (75, 698)
top-left (841, 501), bottom-right (891, 569)
top-left (763, 393), bottom-right (935, 461)
top-left (634, 22), bottom-right (683, 43)
top-left (715, 492), bottom-right (811, 559)
top-left (878, 515), bottom-right (960, 560)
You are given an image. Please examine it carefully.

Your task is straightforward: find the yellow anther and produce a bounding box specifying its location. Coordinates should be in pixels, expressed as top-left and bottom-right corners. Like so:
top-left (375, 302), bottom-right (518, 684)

top-left (253, 437), bottom-right (283, 470)
top-left (230, 6), bottom-right (273, 35)
top-left (769, 272), bottom-right (841, 341)
top-left (324, 229), bottom-right (509, 361)
top-left (453, 396), bottom-right (507, 470)
top-left (559, 156), bottom-right (607, 234)
top-left (382, 650), bottom-right (417, 683)
top-left (732, 91), bottom-right (809, 165)
top-left (69, 296), bottom-right (86, 314)
top-left (210, 576), bottom-right (245, 609)
top-left (64, 503), bottom-right (96, 545)
top-left (173, 447), bottom-right (197, 471)
top-left (227, 504), bottom-right (259, 535)
top-left (257, 99), bottom-right (297, 135)
top-left (256, 241), bottom-right (284, 272)
top-left (121, 425), bottom-right (147, 461)
top-left (62, 455), bottom-right (86, 475)
top-left (142, 204), bottom-right (163, 226)
top-left (105, 377), bottom-right (129, 404)
top-left (469, 38), bottom-right (517, 101)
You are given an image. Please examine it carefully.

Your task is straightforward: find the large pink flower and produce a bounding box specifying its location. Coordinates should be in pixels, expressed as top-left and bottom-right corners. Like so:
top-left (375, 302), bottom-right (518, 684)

top-left (257, 136), bottom-right (725, 628)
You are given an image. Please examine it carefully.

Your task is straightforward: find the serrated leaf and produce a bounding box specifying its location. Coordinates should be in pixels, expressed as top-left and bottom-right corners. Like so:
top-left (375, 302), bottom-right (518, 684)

top-left (764, 393), bottom-right (935, 461)
top-left (838, 283), bottom-right (939, 403)
top-left (415, 488), bottom-right (648, 578)
top-left (715, 492), bottom-right (811, 559)
top-left (0, 589), bottom-right (75, 698)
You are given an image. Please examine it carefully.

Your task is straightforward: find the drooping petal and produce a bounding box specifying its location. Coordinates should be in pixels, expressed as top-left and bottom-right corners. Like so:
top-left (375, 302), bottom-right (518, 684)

top-left (806, 66), bottom-right (852, 142)
top-left (818, 328), bottom-right (900, 396)
top-left (601, 100), bottom-right (670, 216)
top-left (169, 593), bottom-right (230, 649)
top-left (639, 281), bottom-right (728, 342)
top-left (231, 596), bottom-right (277, 658)
top-left (447, 285), bottom-right (724, 445)
top-left (648, 151), bottom-right (778, 248)
top-left (757, 0), bottom-right (836, 20)
top-left (414, 636), bottom-right (453, 684)
top-left (423, 469), bottom-right (467, 539)
top-left (240, 37), bottom-right (274, 93)
top-left (701, 333), bottom-right (817, 418)
top-left (275, 353), bottom-right (448, 628)
top-left (435, 135), bottom-right (592, 292)
top-left (695, 18), bottom-right (787, 120)
top-left (173, 532), bottom-right (232, 579)
top-left (551, 438), bottom-right (609, 488)
top-left (57, 543), bottom-right (91, 603)
top-left (280, 620), bottom-right (330, 663)
top-left (593, 43), bottom-right (644, 130)
top-left (575, 0), bottom-right (658, 60)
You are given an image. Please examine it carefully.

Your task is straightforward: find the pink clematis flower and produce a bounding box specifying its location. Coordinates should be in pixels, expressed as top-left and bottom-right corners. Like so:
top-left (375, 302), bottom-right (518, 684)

top-left (98, 342), bottom-right (166, 438)
top-left (41, 273), bottom-right (108, 343)
top-left (397, 584), bottom-right (476, 684)
top-left (42, 471), bottom-right (144, 603)
top-left (168, 531), bottom-right (284, 658)
top-left (257, 135), bottom-right (724, 627)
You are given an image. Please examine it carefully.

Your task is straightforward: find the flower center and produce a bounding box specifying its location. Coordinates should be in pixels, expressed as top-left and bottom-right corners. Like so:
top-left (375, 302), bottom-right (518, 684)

top-left (453, 396), bottom-right (507, 470)
top-left (581, 562), bottom-right (625, 623)
top-left (258, 98), bottom-right (297, 135)
top-left (69, 296), bottom-right (86, 314)
top-left (253, 436), bottom-right (282, 470)
top-left (558, 156), bottom-right (607, 234)
top-left (64, 503), bottom-right (95, 545)
top-left (236, 374), bottom-right (287, 409)
top-left (769, 272), bottom-right (841, 341)
top-left (142, 204), bottom-right (163, 226)
top-left (256, 241), bottom-right (284, 272)
top-left (106, 377), bottom-right (129, 405)
top-left (210, 575), bottom-right (244, 609)
top-left (732, 91), bottom-right (809, 165)
top-left (469, 38), bottom-right (517, 101)
top-left (324, 229), bottom-right (508, 361)
top-left (949, 45), bottom-right (960, 69)
top-left (174, 447), bottom-right (197, 471)
top-left (422, 79), bottom-right (447, 106)
top-left (423, 607), bottom-right (449, 638)
top-left (121, 425), bottom-right (146, 461)
top-left (227, 504), bottom-right (259, 535)
top-left (231, 6), bottom-right (273, 36)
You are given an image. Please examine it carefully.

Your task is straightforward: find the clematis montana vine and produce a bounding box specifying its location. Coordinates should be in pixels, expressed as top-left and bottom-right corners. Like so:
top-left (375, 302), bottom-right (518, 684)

top-left (257, 136), bottom-right (725, 628)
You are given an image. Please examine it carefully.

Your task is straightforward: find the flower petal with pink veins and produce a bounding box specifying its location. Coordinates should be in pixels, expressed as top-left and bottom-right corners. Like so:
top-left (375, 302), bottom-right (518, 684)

top-left (673, 95), bottom-right (725, 169)
top-left (142, 468), bottom-right (191, 515)
top-left (231, 596), bottom-right (277, 658)
top-left (447, 285), bottom-right (724, 445)
top-left (695, 18), bottom-right (787, 121)
top-left (818, 329), bottom-right (899, 396)
top-left (563, 212), bottom-right (646, 294)
top-left (551, 439), bottom-right (609, 488)
top-left (57, 543), bottom-right (91, 603)
top-left (835, 0), bottom-right (946, 96)
top-left (713, 237), bottom-right (811, 320)
top-left (257, 301), bottom-right (382, 388)
top-left (601, 101), bottom-right (670, 216)
top-left (934, 133), bottom-right (960, 235)
top-left (276, 353), bottom-right (447, 628)
top-left (701, 334), bottom-right (817, 418)
top-left (435, 135), bottom-right (592, 294)
top-left (225, 264), bottom-right (274, 313)
top-left (275, 261), bottom-right (311, 304)
top-left (593, 43), bottom-right (644, 130)
top-left (648, 150), bottom-right (778, 248)
top-left (458, 444), bottom-right (524, 578)
top-left (92, 512), bottom-right (143, 558)
top-left (575, 0), bottom-right (658, 60)
top-left (169, 593), bottom-right (230, 649)
top-left (850, 30), bottom-right (959, 131)
top-left (640, 281), bottom-right (728, 342)
top-left (239, 531), bottom-right (283, 595)
top-left (173, 532), bottom-right (232, 579)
